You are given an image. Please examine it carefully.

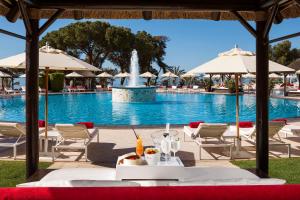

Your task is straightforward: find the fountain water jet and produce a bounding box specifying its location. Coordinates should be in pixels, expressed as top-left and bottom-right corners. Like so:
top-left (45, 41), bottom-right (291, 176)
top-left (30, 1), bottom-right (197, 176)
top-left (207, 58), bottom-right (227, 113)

top-left (112, 50), bottom-right (156, 102)
top-left (128, 50), bottom-right (140, 87)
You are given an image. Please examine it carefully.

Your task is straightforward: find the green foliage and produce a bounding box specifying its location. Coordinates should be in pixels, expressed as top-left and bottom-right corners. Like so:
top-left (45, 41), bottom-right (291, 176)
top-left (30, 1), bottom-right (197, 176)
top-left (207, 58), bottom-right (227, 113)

top-left (203, 78), bottom-right (213, 91)
top-left (168, 66), bottom-right (186, 76)
top-left (231, 158), bottom-right (300, 184)
top-left (0, 161), bottom-right (51, 187)
top-left (106, 26), bottom-right (135, 74)
top-left (225, 79), bottom-right (236, 93)
top-left (40, 21), bottom-right (111, 68)
top-left (269, 40), bottom-right (300, 66)
top-left (38, 75), bottom-right (45, 89)
top-left (134, 31), bottom-right (157, 73)
top-left (269, 79), bottom-right (276, 95)
top-left (49, 72), bottom-right (65, 92)
top-left (40, 21), bottom-right (169, 76)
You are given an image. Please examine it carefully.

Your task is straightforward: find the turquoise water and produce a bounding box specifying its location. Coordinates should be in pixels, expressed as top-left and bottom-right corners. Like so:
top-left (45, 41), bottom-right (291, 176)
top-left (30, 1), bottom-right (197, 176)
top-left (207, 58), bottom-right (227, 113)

top-left (1, 93), bottom-right (300, 125)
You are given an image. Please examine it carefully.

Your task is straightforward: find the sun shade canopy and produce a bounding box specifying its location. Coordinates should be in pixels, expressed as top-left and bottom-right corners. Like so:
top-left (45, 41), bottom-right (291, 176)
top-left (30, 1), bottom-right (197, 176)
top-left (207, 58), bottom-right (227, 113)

top-left (0, 46), bottom-right (100, 71)
top-left (187, 46), bottom-right (295, 75)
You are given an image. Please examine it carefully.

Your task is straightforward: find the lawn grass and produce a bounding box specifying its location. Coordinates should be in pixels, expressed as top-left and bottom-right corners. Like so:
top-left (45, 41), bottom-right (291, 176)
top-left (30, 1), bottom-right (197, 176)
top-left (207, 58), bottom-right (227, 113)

top-left (0, 160), bottom-right (52, 187)
top-left (231, 158), bottom-right (300, 184)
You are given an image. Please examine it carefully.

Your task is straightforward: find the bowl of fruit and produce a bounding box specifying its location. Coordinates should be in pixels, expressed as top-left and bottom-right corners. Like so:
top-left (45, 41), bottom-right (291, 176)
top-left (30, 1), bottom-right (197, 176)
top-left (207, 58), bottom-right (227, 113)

top-left (144, 148), bottom-right (160, 166)
top-left (119, 153), bottom-right (143, 165)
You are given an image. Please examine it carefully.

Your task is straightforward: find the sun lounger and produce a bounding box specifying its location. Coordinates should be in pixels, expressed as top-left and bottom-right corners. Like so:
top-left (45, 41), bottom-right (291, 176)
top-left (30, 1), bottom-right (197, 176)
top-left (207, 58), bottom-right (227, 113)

top-left (183, 123), bottom-right (233, 159)
top-left (21, 86), bottom-right (26, 93)
top-left (52, 124), bottom-right (100, 161)
top-left (240, 121), bottom-right (291, 157)
top-left (4, 87), bottom-right (17, 94)
top-left (76, 86), bottom-right (86, 92)
top-left (0, 122), bottom-right (26, 159)
top-left (279, 124), bottom-right (300, 138)
top-left (39, 87), bottom-right (46, 93)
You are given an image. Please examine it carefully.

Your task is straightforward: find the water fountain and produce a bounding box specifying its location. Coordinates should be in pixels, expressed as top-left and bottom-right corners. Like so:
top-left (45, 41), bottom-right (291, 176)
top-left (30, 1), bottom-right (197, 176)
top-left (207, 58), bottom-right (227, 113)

top-left (112, 50), bottom-right (156, 102)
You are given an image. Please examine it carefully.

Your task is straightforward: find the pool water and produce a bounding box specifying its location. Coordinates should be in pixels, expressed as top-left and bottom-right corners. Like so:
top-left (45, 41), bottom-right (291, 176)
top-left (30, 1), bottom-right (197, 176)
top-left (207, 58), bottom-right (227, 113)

top-left (1, 93), bottom-right (300, 125)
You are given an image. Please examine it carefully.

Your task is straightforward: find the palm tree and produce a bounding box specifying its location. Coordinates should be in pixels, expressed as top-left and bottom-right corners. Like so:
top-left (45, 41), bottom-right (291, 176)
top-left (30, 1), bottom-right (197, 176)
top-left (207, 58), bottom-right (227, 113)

top-left (168, 66), bottom-right (186, 76)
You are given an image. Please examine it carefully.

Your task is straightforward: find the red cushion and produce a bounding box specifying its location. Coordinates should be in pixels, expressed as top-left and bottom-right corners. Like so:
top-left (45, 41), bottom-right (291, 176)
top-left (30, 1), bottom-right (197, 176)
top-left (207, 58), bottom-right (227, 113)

top-left (1, 185), bottom-right (300, 200)
top-left (77, 122), bottom-right (94, 129)
top-left (272, 118), bottom-right (287, 125)
top-left (38, 120), bottom-right (45, 128)
top-left (189, 121), bottom-right (204, 128)
top-left (239, 121), bottom-right (253, 128)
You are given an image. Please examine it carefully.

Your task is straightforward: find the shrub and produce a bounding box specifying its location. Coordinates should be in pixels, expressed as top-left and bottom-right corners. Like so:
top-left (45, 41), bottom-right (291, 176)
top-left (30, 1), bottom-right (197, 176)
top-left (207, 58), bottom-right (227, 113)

top-left (203, 78), bottom-right (213, 92)
top-left (39, 75), bottom-right (45, 89)
top-left (49, 72), bottom-right (64, 92)
top-left (226, 79), bottom-right (236, 93)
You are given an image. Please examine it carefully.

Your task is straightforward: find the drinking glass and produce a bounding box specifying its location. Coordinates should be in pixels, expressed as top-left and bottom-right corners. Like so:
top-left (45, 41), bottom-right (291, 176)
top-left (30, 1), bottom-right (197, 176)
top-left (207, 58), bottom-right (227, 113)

top-left (160, 137), bottom-right (171, 162)
top-left (171, 137), bottom-right (180, 157)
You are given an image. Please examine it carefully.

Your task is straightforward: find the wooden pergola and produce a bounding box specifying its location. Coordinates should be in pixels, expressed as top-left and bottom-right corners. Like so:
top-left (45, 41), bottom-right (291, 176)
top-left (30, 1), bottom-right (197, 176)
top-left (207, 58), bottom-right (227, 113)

top-left (0, 0), bottom-right (300, 180)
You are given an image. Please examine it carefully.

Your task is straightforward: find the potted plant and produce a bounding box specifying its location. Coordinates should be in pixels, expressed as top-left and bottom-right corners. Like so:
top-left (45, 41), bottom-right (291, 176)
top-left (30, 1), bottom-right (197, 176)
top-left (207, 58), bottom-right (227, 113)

top-left (203, 79), bottom-right (213, 92)
top-left (226, 79), bottom-right (236, 93)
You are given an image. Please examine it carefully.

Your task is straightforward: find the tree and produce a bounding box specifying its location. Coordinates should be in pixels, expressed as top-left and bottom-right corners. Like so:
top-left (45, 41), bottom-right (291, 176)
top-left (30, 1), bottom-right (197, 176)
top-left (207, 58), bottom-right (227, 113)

top-left (40, 21), bottom-right (111, 69)
top-left (269, 40), bottom-right (300, 66)
top-left (152, 36), bottom-right (169, 73)
top-left (168, 66), bottom-right (186, 76)
top-left (106, 26), bottom-right (135, 85)
top-left (134, 31), bottom-right (155, 73)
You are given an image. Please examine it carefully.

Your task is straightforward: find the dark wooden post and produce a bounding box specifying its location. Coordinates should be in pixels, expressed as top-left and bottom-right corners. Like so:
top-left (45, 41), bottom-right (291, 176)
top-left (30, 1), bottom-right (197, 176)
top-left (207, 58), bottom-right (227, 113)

top-left (283, 73), bottom-right (287, 96)
top-left (256, 20), bottom-right (269, 178)
top-left (26, 19), bottom-right (39, 179)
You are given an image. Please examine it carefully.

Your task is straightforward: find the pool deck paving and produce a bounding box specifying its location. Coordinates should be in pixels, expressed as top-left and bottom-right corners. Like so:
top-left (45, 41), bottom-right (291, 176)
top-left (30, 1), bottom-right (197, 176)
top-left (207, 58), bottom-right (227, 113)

top-left (1, 123), bottom-right (300, 169)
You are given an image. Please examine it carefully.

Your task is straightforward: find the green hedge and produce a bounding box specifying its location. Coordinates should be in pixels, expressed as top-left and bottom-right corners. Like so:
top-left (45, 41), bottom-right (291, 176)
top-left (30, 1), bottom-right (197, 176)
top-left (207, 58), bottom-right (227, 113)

top-left (49, 72), bottom-right (64, 92)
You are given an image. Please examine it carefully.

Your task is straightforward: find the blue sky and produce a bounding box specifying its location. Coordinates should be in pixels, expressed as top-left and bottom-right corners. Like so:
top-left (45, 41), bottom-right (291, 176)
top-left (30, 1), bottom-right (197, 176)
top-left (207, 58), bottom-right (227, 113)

top-left (0, 17), bottom-right (299, 71)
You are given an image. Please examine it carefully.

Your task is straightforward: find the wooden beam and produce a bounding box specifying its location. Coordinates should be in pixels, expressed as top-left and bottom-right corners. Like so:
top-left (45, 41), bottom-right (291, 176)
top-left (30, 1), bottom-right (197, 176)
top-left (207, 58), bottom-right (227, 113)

top-left (0, 0), bottom-right (12, 8)
top-left (231, 11), bottom-right (257, 38)
top-left (263, 3), bottom-right (279, 39)
top-left (25, 18), bottom-right (39, 179)
top-left (23, 0), bottom-right (260, 10)
top-left (211, 12), bottom-right (221, 21)
top-left (38, 9), bottom-right (64, 36)
top-left (5, 1), bottom-right (20, 23)
top-left (269, 31), bottom-right (300, 43)
top-left (256, 20), bottom-right (269, 178)
top-left (0, 28), bottom-right (26, 40)
top-left (18, 0), bottom-right (32, 35)
top-left (260, 0), bottom-right (290, 9)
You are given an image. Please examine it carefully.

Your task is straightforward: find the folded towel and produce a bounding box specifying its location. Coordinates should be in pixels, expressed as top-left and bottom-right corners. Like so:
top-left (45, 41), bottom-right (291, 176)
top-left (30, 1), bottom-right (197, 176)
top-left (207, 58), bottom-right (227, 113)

top-left (189, 121), bottom-right (204, 128)
top-left (77, 122), bottom-right (94, 129)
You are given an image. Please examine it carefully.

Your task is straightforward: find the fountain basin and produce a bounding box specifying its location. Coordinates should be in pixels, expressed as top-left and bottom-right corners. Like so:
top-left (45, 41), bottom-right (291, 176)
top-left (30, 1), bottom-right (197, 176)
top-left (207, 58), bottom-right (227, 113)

top-left (112, 87), bottom-right (156, 102)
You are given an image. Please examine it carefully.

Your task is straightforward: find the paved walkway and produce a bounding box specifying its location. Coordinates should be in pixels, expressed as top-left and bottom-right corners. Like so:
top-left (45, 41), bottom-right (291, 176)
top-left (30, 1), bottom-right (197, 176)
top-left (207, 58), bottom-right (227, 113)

top-left (1, 124), bottom-right (299, 169)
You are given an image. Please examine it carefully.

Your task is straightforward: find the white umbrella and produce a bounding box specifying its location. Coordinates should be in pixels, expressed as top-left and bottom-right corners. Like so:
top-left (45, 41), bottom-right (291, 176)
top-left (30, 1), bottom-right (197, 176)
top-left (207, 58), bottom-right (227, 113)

top-left (188, 46), bottom-right (295, 74)
top-left (0, 71), bottom-right (11, 78)
top-left (269, 73), bottom-right (281, 78)
top-left (66, 72), bottom-right (84, 78)
top-left (181, 72), bottom-right (197, 78)
top-left (79, 71), bottom-right (96, 78)
top-left (187, 45), bottom-right (295, 155)
top-left (243, 73), bottom-right (256, 78)
top-left (0, 45), bottom-right (100, 71)
top-left (114, 72), bottom-right (130, 78)
top-left (161, 71), bottom-right (178, 78)
top-left (140, 71), bottom-right (157, 78)
top-left (97, 72), bottom-right (113, 78)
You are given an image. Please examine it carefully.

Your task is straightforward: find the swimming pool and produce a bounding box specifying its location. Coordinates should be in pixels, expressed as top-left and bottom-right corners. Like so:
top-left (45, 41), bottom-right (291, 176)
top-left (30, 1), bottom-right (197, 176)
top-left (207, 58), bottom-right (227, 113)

top-left (1, 93), bottom-right (300, 125)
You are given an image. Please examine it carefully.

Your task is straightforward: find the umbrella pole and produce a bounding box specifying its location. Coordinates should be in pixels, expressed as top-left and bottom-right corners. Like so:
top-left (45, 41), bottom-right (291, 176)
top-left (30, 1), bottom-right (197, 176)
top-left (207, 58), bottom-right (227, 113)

top-left (235, 73), bottom-right (241, 153)
top-left (44, 67), bottom-right (49, 152)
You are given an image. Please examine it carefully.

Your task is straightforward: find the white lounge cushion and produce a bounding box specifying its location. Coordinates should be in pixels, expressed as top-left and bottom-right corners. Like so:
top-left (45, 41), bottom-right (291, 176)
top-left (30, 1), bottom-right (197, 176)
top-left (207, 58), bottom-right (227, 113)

top-left (40, 168), bottom-right (116, 182)
top-left (280, 124), bottom-right (300, 136)
top-left (17, 180), bottom-right (140, 187)
top-left (169, 178), bottom-right (286, 186)
top-left (181, 167), bottom-right (259, 182)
